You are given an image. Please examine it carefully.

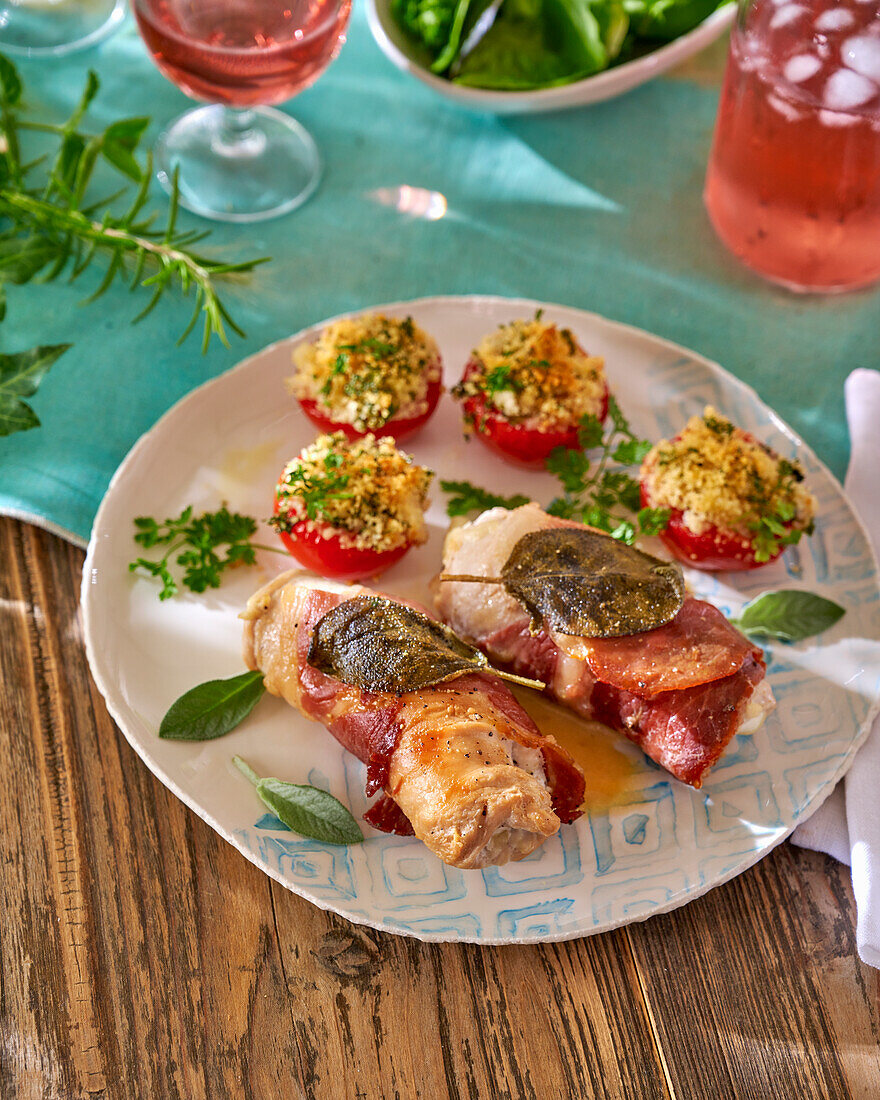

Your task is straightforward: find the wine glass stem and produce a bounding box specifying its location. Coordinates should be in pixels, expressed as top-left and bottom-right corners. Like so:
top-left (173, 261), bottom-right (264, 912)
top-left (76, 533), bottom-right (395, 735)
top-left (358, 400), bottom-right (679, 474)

top-left (215, 107), bottom-right (264, 156)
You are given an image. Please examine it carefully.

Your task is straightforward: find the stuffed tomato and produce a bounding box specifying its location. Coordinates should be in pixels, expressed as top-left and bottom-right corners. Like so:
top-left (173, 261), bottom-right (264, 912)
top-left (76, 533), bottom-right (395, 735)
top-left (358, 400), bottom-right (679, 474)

top-left (451, 316), bottom-right (609, 467)
top-left (640, 406), bottom-right (816, 571)
top-left (288, 314), bottom-right (442, 442)
top-left (272, 432), bottom-right (432, 582)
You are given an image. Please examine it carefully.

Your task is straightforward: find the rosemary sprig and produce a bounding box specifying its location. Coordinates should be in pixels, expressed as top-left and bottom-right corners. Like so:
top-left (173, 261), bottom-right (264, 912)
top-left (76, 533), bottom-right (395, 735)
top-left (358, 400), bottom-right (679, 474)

top-left (0, 54), bottom-right (270, 435)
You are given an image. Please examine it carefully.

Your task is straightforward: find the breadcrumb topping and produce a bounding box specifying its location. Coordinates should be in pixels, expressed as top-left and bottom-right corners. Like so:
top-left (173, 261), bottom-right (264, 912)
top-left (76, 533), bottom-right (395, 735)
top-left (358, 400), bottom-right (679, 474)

top-left (288, 314), bottom-right (441, 432)
top-left (452, 317), bottom-right (606, 429)
top-left (641, 406), bottom-right (816, 541)
top-left (273, 432), bottom-right (433, 552)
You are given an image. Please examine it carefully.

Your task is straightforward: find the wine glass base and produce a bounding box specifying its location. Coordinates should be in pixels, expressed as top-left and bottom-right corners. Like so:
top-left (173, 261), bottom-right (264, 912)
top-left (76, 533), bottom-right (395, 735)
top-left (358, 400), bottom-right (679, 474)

top-left (155, 105), bottom-right (321, 224)
top-left (0, 0), bottom-right (125, 56)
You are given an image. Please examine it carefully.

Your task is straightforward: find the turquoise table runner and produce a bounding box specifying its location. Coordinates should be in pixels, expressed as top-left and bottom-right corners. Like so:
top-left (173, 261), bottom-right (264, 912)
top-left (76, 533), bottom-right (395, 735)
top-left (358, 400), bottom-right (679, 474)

top-left (2, 10), bottom-right (877, 546)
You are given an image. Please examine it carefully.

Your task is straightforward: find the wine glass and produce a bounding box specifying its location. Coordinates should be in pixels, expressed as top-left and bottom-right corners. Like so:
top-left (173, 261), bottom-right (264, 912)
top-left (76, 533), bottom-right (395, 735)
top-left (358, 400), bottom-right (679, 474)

top-left (132, 0), bottom-right (352, 222)
top-left (0, 0), bottom-right (125, 57)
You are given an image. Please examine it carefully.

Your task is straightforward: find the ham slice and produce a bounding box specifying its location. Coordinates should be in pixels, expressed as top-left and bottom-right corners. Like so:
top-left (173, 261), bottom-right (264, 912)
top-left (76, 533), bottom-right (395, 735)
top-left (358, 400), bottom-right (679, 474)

top-left (241, 570), bottom-right (585, 869)
top-left (566, 598), bottom-right (757, 696)
top-left (436, 505), bottom-right (775, 789)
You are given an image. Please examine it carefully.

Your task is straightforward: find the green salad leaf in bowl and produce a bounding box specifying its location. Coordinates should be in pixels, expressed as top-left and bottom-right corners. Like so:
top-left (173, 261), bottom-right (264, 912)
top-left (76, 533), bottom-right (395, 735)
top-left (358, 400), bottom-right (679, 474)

top-left (391, 0), bottom-right (728, 90)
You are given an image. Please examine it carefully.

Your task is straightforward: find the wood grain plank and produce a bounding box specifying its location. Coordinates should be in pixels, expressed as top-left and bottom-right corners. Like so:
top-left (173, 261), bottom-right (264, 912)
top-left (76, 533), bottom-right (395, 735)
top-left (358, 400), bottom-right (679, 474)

top-left (0, 522), bottom-right (316, 1099)
top-left (268, 882), bottom-right (671, 1100)
top-left (626, 842), bottom-right (880, 1100)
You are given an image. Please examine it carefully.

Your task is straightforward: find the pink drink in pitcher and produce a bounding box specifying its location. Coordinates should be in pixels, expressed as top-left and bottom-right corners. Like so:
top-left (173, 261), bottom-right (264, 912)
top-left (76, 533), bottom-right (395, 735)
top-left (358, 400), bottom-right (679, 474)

top-left (705, 0), bottom-right (880, 292)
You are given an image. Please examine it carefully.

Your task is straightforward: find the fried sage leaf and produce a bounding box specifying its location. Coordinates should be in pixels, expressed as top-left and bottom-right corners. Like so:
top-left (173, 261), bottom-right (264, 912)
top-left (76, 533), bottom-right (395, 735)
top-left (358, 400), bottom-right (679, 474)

top-left (308, 595), bottom-right (543, 693)
top-left (500, 527), bottom-right (685, 637)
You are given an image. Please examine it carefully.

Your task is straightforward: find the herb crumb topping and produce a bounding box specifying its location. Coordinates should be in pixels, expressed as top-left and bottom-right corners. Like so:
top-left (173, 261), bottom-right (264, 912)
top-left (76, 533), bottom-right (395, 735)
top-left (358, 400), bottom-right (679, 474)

top-left (452, 317), bottom-right (606, 429)
top-left (288, 314), bottom-right (441, 432)
top-left (273, 432), bottom-right (433, 553)
top-left (641, 406), bottom-right (816, 559)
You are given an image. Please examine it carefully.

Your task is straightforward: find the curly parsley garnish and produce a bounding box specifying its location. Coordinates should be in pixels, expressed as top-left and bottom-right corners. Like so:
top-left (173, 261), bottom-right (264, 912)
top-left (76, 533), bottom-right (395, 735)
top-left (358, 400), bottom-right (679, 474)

top-left (745, 458), bottom-right (813, 562)
top-left (129, 506), bottom-right (282, 600)
top-left (440, 480), bottom-right (531, 518)
top-left (440, 398), bottom-right (667, 542)
top-left (545, 398), bottom-right (669, 544)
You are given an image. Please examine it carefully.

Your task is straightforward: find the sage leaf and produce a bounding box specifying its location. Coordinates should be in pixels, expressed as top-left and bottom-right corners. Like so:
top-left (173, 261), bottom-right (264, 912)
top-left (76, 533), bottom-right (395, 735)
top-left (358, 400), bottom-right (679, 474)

top-left (0, 344), bottom-right (71, 436)
top-left (308, 596), bottom-right (543, 693)
top-left (159, 670), bottom-right (265, 741)
top-left (233, 756), bottom-right (363, 845)
top-left (500, 527), bottom-right (684, 637)
top-left (732, 590), bottom-right (846, 643)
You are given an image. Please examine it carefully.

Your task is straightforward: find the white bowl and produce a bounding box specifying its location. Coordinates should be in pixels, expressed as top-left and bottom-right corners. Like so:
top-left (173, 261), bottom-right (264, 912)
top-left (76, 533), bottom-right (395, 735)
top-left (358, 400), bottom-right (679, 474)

top-left (365, 0), bottom-right (734, 114)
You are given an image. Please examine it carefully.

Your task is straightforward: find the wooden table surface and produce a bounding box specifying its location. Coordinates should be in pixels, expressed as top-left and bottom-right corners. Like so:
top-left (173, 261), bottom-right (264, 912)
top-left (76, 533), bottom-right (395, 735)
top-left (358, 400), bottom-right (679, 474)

top-left (3, 514), bottom-right (879, 1100)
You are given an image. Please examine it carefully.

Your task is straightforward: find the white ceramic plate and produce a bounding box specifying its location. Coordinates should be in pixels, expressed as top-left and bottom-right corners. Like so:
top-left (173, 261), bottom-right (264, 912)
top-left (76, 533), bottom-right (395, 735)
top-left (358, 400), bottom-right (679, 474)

top-left (82, 296), bottom-right (880, 945)
top-left (366, 0), bottom-right (734, 114)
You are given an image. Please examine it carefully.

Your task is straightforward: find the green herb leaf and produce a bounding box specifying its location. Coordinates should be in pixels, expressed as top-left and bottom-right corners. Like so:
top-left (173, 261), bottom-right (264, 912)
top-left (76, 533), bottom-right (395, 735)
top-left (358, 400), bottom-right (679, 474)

top-left (637, 506), bottom-right (671, 537)
top-left (130, 505), bottom-right (283, 599)
top-left (440, 479), bottom-right (531, 518)
top-left (0, 343), bottom-right (71, 436)
top-left (731, 590), bottom-right (846, 643)
top-left (101, 116), bottom-right (151, 181)
top-left (0, 53), bottom-right (22, 107)
top-left (309, 595), bottom-right (544, 692)
top-left (544, 401), bottom-right (665, 542)
top-left (274, 446), bottom-right (353, 523)
top-left (159, 671), bottom-right (266, 741)
top-left (0, 55), bottom-right (270, 438)
top-left (233, 756), bottom-right (363, 845)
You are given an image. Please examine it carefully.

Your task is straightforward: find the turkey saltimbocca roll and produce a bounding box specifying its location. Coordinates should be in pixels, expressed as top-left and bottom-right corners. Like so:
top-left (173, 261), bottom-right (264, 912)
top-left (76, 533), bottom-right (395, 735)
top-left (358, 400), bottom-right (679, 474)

top-left (241, 570), bottom-right (585, 869)
top-left (436, 504), bottom-right (775, 789)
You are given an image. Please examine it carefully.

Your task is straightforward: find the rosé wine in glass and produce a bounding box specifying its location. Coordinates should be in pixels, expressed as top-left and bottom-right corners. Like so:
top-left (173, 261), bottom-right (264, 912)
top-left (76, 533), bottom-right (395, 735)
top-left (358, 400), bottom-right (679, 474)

top-left (133, 0), bottom-right (351, 222)
top-left (135, 0), bottom-right (351, 107)
top-left (704, 0), bottom-right (880, 292)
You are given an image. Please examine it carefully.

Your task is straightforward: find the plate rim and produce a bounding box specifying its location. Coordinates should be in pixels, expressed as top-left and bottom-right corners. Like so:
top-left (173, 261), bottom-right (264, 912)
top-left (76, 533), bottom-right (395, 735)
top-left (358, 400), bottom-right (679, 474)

top-left (81, 293), bottom-right (880, 945)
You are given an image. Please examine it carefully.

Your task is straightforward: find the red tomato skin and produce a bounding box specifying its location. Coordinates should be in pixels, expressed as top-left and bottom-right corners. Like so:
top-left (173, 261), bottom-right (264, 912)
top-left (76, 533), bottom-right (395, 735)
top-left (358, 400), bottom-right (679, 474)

top-left (638, 482), bottom-right (781, 572)
top-left (458, 359), bottom-right (608, 468)
top-left (273, 493), bottom-right (410, 582)
top-left (297, 377), bottom-right (442, 443)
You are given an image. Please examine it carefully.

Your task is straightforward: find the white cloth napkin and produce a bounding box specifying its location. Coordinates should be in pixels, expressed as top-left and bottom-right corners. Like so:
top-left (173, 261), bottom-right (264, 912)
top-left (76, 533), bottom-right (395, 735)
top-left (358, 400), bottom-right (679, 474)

top-left (791, 368), bottom-right (880, 970)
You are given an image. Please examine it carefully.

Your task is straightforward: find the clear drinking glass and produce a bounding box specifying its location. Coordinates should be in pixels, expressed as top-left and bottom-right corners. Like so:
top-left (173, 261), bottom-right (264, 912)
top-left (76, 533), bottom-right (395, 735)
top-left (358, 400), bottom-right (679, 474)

top-left (132, 0), bottom-right (352, 222)
top-left (704, 0), bottom-right (880, 293)
top-left (0, 0), bottom-right (125, 56)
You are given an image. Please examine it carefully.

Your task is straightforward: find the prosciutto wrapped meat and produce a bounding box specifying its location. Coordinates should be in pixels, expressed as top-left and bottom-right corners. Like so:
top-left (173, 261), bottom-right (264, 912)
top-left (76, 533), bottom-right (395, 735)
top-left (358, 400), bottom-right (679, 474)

top-left (436, 504), bottom-right (775, 788)
top-left (241, 570), bottom-right (585, 869)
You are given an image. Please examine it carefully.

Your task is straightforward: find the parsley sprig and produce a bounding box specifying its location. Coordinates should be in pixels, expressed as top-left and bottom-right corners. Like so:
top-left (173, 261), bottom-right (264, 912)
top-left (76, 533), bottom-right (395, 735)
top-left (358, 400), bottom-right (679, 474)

top-left (441, 397), bottom-right (668, 544)
top-left (440, 480), bottom-right (531, 518)
top-left (749, 501), bottom-right (812, 563)
top-left (129, 506), bottom-right (283, 600)
top-left (545, 398), bottom-right (669, 544)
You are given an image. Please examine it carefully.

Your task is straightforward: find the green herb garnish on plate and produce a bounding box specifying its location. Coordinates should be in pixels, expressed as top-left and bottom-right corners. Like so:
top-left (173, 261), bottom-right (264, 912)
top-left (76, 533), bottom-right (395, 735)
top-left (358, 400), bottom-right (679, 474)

top-left (129, 505), bottom-right (286, 600)
top-left (234, 756), bottom-right (364, 846)
top-left (731, 590), bottom-right (846, 643)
